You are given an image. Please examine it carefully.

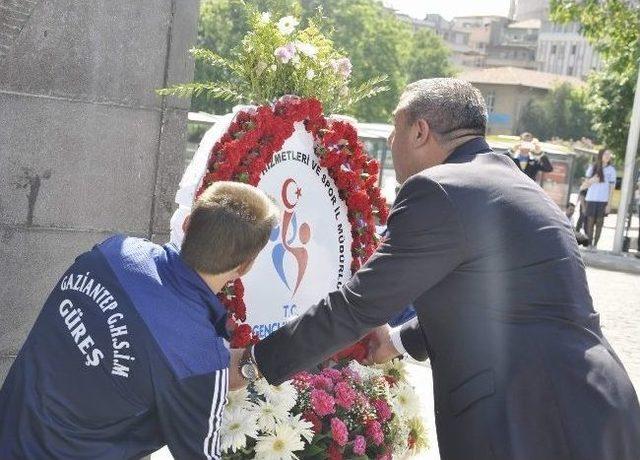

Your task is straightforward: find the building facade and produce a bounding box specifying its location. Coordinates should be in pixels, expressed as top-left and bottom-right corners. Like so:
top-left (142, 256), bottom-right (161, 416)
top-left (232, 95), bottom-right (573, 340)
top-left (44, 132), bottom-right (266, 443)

top-left (537, 21), bottom-right (602, 78)
top-left (459, 67), bottom-right (584, 135)
top-left (512, 0), bottom-right (549, 21)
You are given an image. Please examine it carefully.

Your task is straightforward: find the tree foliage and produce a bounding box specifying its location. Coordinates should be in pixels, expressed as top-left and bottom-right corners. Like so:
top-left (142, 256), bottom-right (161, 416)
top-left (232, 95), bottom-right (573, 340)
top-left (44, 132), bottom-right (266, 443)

top-left (550, 0), bottom-right (640, 156)
top-left (517, 82), bottom-right (595, 141)
top-left (191, 0), bottom-right (454, 122)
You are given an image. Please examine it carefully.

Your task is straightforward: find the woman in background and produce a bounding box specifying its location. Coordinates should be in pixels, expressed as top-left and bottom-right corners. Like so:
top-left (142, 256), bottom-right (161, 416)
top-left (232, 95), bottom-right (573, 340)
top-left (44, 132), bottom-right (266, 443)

top-left (584, 148), bottom-right (617, 248)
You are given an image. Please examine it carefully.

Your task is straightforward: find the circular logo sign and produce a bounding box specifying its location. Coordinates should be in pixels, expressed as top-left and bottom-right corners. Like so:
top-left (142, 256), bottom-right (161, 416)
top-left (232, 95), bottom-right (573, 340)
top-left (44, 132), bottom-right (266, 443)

top-left (242, 122), bottom-right (353, 339)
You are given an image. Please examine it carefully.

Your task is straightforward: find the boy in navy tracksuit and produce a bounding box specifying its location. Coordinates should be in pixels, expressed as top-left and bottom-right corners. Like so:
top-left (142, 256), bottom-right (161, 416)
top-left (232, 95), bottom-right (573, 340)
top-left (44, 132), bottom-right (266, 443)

top-left (0, 182), bottom-right (278, 459)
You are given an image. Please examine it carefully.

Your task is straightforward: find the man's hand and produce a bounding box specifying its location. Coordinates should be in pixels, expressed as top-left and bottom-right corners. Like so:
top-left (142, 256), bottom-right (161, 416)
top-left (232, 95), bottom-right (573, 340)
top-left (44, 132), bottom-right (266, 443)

top-left (605, 204), bottom-right (611, 215)
top-left (366, 325), bottom-right (402, 365)
top-left (229, 348), bottom-right (248, 391)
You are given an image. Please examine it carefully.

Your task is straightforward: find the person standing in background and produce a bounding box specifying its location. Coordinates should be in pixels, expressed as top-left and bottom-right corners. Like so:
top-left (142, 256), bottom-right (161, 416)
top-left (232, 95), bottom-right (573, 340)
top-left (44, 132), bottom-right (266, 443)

top-left (584, 148), bottom-right (617, 248)
top-left (575, 188), bottom-right (589, 235)
top-left (512, 141), bottom-right (554, 181)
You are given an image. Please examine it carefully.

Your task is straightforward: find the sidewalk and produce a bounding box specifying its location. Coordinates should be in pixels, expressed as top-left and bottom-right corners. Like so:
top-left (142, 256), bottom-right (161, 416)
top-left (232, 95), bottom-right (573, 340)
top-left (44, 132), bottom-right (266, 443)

top-left (575, 212), bottom-right (640, 274)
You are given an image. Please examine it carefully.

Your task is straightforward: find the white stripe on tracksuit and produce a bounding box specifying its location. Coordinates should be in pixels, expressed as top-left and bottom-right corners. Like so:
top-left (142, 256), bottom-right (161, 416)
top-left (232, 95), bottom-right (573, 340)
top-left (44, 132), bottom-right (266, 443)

top-left (203, 368), bottom-right (228, 460)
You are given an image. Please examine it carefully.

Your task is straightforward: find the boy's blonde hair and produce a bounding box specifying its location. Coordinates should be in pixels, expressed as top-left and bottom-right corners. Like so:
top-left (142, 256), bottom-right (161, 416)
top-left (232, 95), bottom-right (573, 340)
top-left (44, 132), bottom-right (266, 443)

top-left (181, 182), bottom-right (279, 274)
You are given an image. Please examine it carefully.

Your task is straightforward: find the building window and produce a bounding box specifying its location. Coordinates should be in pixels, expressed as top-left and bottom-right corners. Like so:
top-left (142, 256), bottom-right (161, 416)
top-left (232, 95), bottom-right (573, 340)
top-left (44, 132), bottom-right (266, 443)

top-left (485, 91), bottom-right (496, 114)
top-left (571, 44), bottom-right (577, 55)
top-left (551, 44), bottom-right (557, 54)
top-left (568, 65), bottom-right (574, 75)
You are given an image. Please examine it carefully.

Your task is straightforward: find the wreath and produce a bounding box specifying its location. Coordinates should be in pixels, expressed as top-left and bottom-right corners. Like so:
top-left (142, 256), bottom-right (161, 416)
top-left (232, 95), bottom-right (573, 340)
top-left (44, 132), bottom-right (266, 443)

top-left (191, 96), bottom-right (389, 350)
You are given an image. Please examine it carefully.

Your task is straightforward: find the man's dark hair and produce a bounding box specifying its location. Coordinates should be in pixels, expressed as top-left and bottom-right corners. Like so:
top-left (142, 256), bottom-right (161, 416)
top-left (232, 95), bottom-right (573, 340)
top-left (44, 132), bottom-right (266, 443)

top-left (181, 182), bottom-right (279, 275)
top-left (397, 78), bottom-right (488, 141)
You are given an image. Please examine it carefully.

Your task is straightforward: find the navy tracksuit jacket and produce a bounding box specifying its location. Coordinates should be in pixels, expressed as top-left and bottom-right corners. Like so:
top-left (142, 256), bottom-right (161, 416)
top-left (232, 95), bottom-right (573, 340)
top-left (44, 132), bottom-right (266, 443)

top-left (0, 235), bottom-right (230, 459)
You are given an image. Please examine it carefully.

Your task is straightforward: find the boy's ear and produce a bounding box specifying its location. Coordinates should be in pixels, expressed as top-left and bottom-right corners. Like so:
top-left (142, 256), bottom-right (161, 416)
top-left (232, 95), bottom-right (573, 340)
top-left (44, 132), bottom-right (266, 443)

top-left (182, 214), bottom-right (191, 234)
top-left (236, 258), bottom-right (256, 278)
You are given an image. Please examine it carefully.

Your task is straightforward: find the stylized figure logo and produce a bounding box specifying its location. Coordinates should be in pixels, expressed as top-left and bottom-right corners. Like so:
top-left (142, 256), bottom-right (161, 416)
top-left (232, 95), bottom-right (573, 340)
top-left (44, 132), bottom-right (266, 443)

top-left (270, 178), bottom-right (310, 295)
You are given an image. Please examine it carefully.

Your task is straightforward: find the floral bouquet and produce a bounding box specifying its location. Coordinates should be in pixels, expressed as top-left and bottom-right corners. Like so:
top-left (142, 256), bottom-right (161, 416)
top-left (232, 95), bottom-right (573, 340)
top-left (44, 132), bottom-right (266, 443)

top-left (160, 7), bottom-right (427, 459)
top-left (221, 360), bottom-right (427, 459)
top-left (157, 10), bottom-right (388, 114)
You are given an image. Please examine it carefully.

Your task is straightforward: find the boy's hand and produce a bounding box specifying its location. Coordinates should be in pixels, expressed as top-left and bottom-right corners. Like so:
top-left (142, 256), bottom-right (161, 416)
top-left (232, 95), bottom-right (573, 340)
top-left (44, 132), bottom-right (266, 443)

top-left (229, 348), bottom-right (249, 390)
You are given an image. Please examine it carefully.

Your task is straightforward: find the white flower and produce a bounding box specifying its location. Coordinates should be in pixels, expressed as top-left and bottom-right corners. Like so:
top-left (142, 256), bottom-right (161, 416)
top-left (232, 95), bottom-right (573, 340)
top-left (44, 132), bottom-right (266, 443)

top-left (291, 54), bottom-right (301, 68)
top-left (255, 379), bottom-right (298, 412)
top-left (270, 64), bottom-right (278, 71)
top-left (378, 358), bottom-right (409, 383)
top-left (277, 16), bottom-right (299, 35)
top-left (226, 387), bottom-right (252, 412)
top-left (256, 61), bottom-right (268, 76)
top-left (287, 413), bottom-right (315, 444)
top-left (295, 41), bottom-right (317, 57)
top-left (260, 12), bottom-right (272, 23)
top-left (252, 399), bottom-right (290, 433)
top-left (254, 424), bottom-right (305, 460)
top-left (388, 416), bottom-right (411, 457)
top-left (349, 360), bottom-right (383, 380)
top-left (306, 69), bottom-right (316, 80)
top-left (391, 383), bottom-right (421, 418)
top-left (221, 408), bottom-right (258, 453)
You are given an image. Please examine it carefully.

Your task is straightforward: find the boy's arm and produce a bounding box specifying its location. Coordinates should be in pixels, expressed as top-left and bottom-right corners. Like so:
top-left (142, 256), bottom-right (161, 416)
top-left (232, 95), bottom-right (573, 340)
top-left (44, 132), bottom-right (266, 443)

top-left (156, 369), bottom-right (228, 459)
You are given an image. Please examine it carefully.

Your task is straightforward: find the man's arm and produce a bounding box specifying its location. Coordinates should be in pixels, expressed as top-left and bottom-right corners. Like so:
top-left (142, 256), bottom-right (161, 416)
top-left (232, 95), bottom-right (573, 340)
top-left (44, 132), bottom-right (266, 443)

top-left (368, 317), bottom-right (430, 364)
top-left (155, 369), bottom-right (228, 459)
top-left (254, 175), bottom-right (467, 385)
top-left (398, 317), bottom-right (430, 361)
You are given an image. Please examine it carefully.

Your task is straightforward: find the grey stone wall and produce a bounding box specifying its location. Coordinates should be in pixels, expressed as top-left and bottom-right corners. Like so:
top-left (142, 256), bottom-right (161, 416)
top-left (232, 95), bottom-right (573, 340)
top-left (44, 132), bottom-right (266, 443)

top-left (0, 0), bottom-right (200, 384)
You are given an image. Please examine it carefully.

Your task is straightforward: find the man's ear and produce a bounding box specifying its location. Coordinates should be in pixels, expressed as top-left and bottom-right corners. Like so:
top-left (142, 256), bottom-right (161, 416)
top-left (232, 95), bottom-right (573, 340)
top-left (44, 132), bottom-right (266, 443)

top-left (235, 258), bottom-right (256, 278)
top-left (414, 119), bottom-right (430, 148)
top-left (182, 214), bottom-right (191, 234)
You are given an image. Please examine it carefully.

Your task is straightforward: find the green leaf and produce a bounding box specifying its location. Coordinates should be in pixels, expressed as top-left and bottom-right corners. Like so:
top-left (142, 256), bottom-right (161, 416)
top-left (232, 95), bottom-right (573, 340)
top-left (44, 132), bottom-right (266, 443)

top-left (156, 82), bottom-right (246, 102)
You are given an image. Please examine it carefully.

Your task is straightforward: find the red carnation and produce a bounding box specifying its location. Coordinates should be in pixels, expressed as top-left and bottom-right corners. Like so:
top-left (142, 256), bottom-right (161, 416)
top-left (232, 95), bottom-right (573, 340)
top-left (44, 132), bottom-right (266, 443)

top-left (303, 410), bottom-right (324, 434)
top-left (233, 279), bottom-right (244, 297)
top-left (347, 190), bottom-right (370, 213)
top-left (327, 442), bottom-right (344, 460)
top-left (351, 258), bottom-right (361, 273)
top-left (365, 158), bottom-right (380, 175)
top-left (230, 323), bottom-right (253, 348)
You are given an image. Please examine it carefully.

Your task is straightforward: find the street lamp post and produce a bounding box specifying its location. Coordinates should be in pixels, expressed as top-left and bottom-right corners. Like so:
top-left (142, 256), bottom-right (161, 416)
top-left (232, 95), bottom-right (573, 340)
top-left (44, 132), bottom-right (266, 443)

top-left (613, 62), bottom-right (640, 253)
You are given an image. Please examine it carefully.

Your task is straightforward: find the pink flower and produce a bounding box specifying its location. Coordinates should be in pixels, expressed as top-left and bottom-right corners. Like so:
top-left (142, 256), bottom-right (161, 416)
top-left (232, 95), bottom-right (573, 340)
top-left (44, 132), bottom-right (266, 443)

top-left (331, 417), bottom-right (349, 446)
top-left (274, 43), bottom-right (296, 63)
top-left (372, 399), bottom-right (392, 423)
top-left (311, 374), bottom-right (334, 391)
top-left (366, 420), bottom-right (384, 446)
top-left (341, 367), bottom-right (361, 382)
top-left (330, 57), bottom-right (352, 78)
top-left (334, 381), bottom-right (357, 409)
top-left (377, 452), bottom-right (392, 460)
top-left (322, 368), bottom-right (342, 382)
top-left (311, 389), bottom-right (336, 416)
top-left (353, 435), bottom-right (367, 456)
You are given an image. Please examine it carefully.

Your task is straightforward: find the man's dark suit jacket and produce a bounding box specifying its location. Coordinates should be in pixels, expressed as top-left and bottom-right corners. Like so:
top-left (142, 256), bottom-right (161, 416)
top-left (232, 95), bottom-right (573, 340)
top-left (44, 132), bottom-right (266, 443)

top-left (255, 138), bottom-right (640, 460)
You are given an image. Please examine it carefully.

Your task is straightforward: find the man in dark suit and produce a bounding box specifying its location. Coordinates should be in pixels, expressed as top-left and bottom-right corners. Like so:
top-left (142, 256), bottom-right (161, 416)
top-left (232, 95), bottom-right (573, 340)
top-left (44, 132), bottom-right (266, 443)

top-left (512, 140), bottom-right (554, 181)
top-left (230, 78), bottom-right (640, 459)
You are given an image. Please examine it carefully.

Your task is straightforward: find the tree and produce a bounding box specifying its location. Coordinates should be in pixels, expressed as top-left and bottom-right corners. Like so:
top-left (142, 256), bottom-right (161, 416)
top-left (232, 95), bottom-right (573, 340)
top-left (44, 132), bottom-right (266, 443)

top-left (517, 83), bottom-right (595, 141)
top-left (192, 0), bottom-right (454, 122)
top-left (406, 28), bottom-right (454, 83)
top-left (550, 0), bottom-right (640, 157)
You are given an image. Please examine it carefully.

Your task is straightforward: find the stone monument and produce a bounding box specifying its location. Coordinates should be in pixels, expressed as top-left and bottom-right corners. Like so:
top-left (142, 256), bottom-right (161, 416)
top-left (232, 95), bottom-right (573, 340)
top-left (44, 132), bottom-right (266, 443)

top-left (0, 0), bottom-right (200, 383)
